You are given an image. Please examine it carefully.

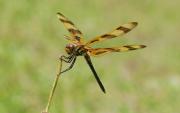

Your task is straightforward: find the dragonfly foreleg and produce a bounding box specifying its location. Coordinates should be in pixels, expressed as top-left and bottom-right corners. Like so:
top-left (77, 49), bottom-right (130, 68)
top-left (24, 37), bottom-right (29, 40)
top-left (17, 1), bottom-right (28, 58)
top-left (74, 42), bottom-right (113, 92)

top-left (60, 57), bottom-right (76, 74)
top-left (60, 55), bottom-right (74, 63)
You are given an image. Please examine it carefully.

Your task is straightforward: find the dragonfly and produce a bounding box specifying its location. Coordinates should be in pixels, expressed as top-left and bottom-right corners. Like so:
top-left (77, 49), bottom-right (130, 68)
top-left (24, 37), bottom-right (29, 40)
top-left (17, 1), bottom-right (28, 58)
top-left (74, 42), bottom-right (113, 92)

top-left (42, 13), bottom-right (147, 113)
top-left (57, 12), bottom-right (146, 93)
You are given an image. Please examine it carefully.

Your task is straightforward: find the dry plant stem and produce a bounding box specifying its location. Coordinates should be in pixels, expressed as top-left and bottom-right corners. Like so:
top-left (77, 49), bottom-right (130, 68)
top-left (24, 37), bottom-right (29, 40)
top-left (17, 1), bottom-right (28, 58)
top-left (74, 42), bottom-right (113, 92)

top-left (43, 59), bottom-right (63, 113)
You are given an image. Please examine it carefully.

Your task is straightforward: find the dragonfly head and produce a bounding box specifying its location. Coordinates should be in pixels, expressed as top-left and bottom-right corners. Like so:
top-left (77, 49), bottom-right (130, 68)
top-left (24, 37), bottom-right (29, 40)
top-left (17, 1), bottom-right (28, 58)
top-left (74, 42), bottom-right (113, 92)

top-left (65, 43), bottom-right (76, 54)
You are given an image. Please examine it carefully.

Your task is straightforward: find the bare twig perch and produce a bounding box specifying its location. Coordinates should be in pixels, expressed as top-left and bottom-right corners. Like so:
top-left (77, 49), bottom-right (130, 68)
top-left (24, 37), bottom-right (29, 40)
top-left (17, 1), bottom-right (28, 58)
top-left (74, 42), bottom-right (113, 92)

top-left (42, 59), bottom-right (63, 113)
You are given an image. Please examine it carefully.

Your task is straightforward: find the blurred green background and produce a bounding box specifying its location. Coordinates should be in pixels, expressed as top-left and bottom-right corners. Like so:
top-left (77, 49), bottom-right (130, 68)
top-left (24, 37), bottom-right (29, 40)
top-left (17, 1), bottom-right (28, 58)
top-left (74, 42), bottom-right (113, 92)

top-left (0, 0), bottom-right (180, 113)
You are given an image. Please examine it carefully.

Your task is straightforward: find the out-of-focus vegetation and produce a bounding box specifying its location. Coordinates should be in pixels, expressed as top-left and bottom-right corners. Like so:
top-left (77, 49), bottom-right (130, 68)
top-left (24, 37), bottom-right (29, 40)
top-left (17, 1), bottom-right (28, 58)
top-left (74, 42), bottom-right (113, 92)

top-left (0, 0), bottom-right (180, 113)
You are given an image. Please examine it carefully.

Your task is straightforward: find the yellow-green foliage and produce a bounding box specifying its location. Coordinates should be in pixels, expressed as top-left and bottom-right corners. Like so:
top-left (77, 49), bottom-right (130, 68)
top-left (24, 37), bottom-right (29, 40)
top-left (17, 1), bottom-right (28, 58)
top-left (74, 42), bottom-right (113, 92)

top-left (0, 0), bottom-right (179, 113)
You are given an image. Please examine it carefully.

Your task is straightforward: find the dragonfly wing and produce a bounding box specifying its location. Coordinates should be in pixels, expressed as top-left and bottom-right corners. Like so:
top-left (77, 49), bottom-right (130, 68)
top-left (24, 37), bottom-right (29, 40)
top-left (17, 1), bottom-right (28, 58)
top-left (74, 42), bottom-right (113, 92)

top-left (87, 45), bottom-right (146, 56)
top-left (85, 22), bottom-right (138, 45)
top-left (57, 12), bottom-right (83, 43)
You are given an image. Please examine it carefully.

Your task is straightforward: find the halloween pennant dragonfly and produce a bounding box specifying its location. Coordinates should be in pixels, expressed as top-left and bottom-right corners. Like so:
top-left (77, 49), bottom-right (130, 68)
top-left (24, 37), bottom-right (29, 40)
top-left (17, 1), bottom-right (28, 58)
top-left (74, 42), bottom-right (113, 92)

top-left (57, 12), bottom-right (146, 93)
top-left (42, 13), bottom-right (147, 113)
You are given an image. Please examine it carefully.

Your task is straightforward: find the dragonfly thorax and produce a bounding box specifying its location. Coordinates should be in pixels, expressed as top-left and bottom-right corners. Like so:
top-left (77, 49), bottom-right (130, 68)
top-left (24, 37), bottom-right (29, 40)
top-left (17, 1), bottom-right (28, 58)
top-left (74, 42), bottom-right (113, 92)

top-left (65, 43), bottom-right (76, 54)
top-left (65, 43), bottom-right (87, 56)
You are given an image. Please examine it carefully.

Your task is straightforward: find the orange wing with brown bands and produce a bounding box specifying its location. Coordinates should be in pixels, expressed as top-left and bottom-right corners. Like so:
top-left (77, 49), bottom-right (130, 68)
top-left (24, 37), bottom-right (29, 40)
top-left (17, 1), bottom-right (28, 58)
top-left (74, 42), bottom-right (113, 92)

top-left (57, 12), bottom-right (83, 43)
top-left (85, 22), bottom-right (138, 46)
top-left (87, 45), bottom-right (146, 56)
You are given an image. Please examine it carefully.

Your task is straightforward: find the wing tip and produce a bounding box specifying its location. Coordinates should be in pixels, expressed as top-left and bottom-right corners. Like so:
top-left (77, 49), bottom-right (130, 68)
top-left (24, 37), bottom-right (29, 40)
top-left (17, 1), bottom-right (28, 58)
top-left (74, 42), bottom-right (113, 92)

top-left (131, 22), bottom-right (138, 26)
top-left (56, 12), bottom-right (64, 17)
top-left (141, 45), bottom-right (146, 48)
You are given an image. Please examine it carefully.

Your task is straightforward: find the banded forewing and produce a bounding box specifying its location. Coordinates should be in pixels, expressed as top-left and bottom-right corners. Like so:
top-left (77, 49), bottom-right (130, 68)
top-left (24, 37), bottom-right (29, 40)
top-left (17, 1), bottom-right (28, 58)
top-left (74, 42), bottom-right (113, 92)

top-left (57, 12), bottom-right (83, 42)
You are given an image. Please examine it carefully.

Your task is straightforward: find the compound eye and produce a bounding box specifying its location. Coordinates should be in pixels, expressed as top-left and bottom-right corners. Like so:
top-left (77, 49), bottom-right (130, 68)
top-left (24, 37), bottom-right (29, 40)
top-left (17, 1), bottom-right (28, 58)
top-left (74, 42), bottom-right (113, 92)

top-left (66, 44), bottom-right (71, 48)
top-left (69, 44), bottom-right (77, 48)
top-left (69, 44), bottom-right (73, 48)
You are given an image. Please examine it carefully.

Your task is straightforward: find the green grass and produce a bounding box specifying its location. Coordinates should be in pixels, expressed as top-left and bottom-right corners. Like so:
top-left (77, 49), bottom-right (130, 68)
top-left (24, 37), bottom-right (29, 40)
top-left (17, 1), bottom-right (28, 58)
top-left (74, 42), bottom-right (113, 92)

top-left (0, 0), bottom-right (180, 113)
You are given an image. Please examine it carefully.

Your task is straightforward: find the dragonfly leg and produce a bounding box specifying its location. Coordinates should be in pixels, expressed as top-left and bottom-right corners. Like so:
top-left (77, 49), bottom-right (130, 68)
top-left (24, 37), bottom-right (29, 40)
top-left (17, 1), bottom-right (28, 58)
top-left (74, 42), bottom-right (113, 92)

top-left (60, 55), bottom-right (73, 63)
top-left (60, 57), bottom-right (76, 74)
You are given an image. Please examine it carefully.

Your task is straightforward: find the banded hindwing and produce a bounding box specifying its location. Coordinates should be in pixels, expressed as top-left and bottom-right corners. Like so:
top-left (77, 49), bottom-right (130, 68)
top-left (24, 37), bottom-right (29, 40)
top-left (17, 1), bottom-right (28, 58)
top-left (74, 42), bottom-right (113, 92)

top-left (85, 22), bottom-right (138, 46)
top-left (87, 45), bottom-right (146, 56)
